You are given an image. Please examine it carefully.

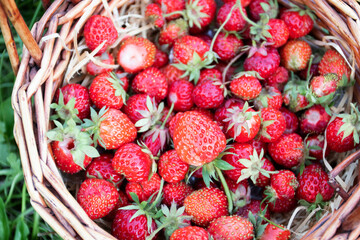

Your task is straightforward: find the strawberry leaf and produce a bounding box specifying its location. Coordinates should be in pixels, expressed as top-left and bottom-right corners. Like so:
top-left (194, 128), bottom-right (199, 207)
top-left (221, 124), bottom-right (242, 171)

top-left (213, 159), bottom-right (235, 170)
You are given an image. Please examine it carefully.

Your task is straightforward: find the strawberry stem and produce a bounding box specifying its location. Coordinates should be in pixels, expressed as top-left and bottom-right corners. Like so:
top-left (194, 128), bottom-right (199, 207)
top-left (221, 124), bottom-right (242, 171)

top-left (236, 0), bottom-right (258, 27)
top-left (160, 102), bottom-right (174, 129)
top-left (146, 221), bottom-right (172, 240)
top-left (163, 11), bottom-right (185, 18)
top-left (215, 167), bottom-right (234, 214)
top-left (258, 213), bottom-right (286, 230)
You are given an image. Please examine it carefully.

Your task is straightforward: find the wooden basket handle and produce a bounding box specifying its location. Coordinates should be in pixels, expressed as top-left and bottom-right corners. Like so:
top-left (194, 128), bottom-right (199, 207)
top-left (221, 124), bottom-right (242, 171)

top-left (0, 0), bottom-right (43, 72)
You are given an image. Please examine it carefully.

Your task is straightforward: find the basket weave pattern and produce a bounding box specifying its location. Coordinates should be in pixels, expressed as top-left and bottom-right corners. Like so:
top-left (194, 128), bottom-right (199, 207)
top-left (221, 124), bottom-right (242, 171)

top-left (10, 0), bottom-right (360, 239)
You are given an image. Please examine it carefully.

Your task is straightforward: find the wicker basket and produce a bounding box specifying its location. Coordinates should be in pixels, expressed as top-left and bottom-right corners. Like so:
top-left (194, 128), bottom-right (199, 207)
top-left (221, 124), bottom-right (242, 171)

top-left (7, 0), bottom-right (360, 239)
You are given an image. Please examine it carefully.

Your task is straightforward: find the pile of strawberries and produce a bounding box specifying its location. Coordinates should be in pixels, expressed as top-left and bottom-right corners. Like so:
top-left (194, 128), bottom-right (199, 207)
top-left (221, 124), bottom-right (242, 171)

top-left (47, 0), bottom-right (358, 239)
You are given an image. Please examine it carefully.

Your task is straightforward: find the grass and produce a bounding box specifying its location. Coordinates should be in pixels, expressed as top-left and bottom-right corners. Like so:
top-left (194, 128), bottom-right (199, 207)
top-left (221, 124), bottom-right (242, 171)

top-left (0, 1), bottom-right (61, 239)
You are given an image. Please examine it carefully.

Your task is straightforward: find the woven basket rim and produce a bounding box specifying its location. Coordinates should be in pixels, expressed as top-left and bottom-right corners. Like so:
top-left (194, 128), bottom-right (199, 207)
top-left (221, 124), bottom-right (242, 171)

top-left (10, 0), bottom-right (360, 239)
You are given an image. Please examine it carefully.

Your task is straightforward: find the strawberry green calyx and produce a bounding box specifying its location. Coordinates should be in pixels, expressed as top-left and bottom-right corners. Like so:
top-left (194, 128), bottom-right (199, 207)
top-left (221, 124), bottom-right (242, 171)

top-left (337, 103), bottom-right (360, 144)
top-left (306, 73), bottom-right (339, 108)
top-left (232, 71), bottom-right (264, 80)
top-left (50, 91), bottom-right (81, 123)
top-left (47, 119), bottom-right (100, 169)
top-left (135, 96), bottom-right (164, 133)
top-left (259, 0), bottom-right (279, 19)
top-left (82, 107), bottom-right (108, 148)
top-left (249, 14), bottom-right (272, 43)
top-left (237, 149), bottom-right (278, 184)
top-left (184, 0), bottom-right (209, 29)
top-left (283, 76), bottom-right (312, 112)
top-left (106, 71), bottom-right (128, 106)
top-left (287, 2), bottom-right (316, 22)
top-left (248, 208), bottom-right (268, 238)
top-left (298, 194), bottom-right (328, 220)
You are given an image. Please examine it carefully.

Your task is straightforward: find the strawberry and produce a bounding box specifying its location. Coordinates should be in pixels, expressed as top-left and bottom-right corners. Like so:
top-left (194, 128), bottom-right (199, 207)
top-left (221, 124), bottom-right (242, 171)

top-left (126, 173), bottom-right (161, 202)
top-left (280, 40), bottom-right (312, 72)
top-left (280, 107), bottom-right (299, 134)
top-left (140, 125), bottom-right (170, 156)
top-left (223, 143), bottom-right (253, 181)
top-left (47, 119), bottom-right (97, 174)
top-left (223, 178), bottom-right (249, 195)
top-left (217, 2), bottom-right (247, 32)
top-left (214, 98), bottom-right (246, 126)
top-left (259, 224), bottom-right (291, 240)
top-left (223, 0), bottom-right (252, 7)
top-left (159, 150), bottom-right (189, 183)
top-left (117, 36), bottom-right (156, 73)
top-left (77, 178), bottom-right (119, 220)
top-left (249, 0), bottom-right (279, 21)
top-left (265, 170), bottom-right (299, 202)
top-left (198, 68), bottom-right (222, 84)
top-left (299, 62), bottom-right (319, 80)
top-left (265, 67), bottom-right (289, 92)
top-left (306, 134), bottom-right (330, 161)
top-left (169, 112), bottom-right (185, 138)
top-left (318, 49), bottom-right (351, 84)
top-left (207, 216), bottom-right (254, 240)
top-left (326, 105), bottom-right (360, 152)
top-left (112, 143), bottom-right (152, 182)
top-left (186, 0), bottom-right (216, 32)
top-left (145, 3), bottom-right (164, 28)
top-left (247, 139), bottom-right (268, 155)
top-left (162, 182), bottom-right (194, 206)
top-left (192, 80), bottom-right (225, 109)
top-left (83, 15), bottom-right (117, 55)
top-left (224, 102), bottom-right (261, 143)
top-left (268, 133), bottom-right (304, 168)
top-left (309, 73), bottom-right (338, 99)
top-left (170, 226), bottom-right (209, 240)
top-left (106, 190), bottom-right (130, 220)
top-left (297, 164), bottom-right (334, 203)
top-left (266, 19), bottom-right (289, 48)
top-left (280, 8), bottom-right (314, 39)
top-left (283, 78), bottom-right (311, 112)
top-left (89, 71), bottom-right (128, 110)
top-left (167, 80), bottom-right (194, 112)
top-left (156, 0), bottom-right (186, 20)
top-left (174, 111), bottom-right (226, 166)
top-left (267, 197), bottom-right (297, 213)
top-left (244, 48), bottom-right (280, 79)
top-left (86, 157), bottom-right (123, 186)
top-left (258, 108), bottom-right (286, 143)
top-left (92, 152), bottom-right (113, 162)
top-left (86, 51), bottom-right (114, 76)
top-left (159, 18), bottom-right (189, 46)
top-left (125, 181), bottom-right (146, 202)
top-left (236, 199), bottom-right (270, 220)
top-left (53, 83), bottom-right (90, 121)
top-left (132, 67), bottom-right (168, 102)
top-left (300, 105), bottom-right (331, 135)
top-left (213, 32), bottom-right (243, 62)
top-left (153, 48), bottom-right (169, 68)
top-left (230, 74), bottom-right (262, 101)
top-left (161, 64), bottom-right (189, 86)
top-left (184, 187), bottom-right (228, 227)
top-left (160, 106), bottom-right (175, 128)
top-left (254, 86), bottom-right (283, 110)
top-left (112, 209), bottom-right (157, 240)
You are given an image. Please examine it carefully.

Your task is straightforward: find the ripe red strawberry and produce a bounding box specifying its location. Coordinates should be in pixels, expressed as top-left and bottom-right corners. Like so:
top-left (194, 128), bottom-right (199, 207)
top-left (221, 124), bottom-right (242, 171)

top-left (125, 181), bottom-right (146, 202)
top-left (223, 0), bottom-right (252, 7)
top-left (207, 216), bottom-right (254, 240)
top-left (217, 3), bottom-right (247, 32)
top-left (258, 108), bottom-right (286, 143)
top-left (89, 72), bottom-right (128, 110)
top-left (167, 80), bottom-right (194, 112)
top-left (153, 48), bottom-right (169, 68)
top-left (266, 170), bottom-right (299, 201)
top-left (126, 173), bottom-right (161, 202)
top-left (192, 80), bottom-right (225, 109)
top-left (280, 107), bottom-right (299, 134)
top-left (77, 178), bottom-right (119, 220)
top-left (267, 19), bottom-right (289, 48)
top-left (309, 73), bottom-right (339, 98)
top-left (224, 103), bottom-right (261, 143)
top-left (117, 36), bottom-right (156, 73)
top-left (156, 0), bottom-right (186, 20)
top-left (249, 0), bottom-right (279, 21)
top-left (326, 108), bottom-right (360, 153)
top-left (306, 134), bottom-right (330, 161)
top-left (161, 64), bottom-right (189, 86)
top-left (86, 157), bottom-right (123, 186)
top-left (162, 182), bottom-right (194, 206)
top-left (297, 164), bottom-right (334, 203)
top-left (318, 49), bottom-right (351, 84)
top-left (268, 133), bottom-right (304, 168)
top-left (169, 112), bottom-right (185, 138)
top-left (83, 15), bottom-right (117, 55)
top-left (230, 74), bottom-right (262, 101)
top-left (105, 190), bottom-right (130, 220)
top-left (300, 105), bottom-right (331, 135)
top-left (112, 209), bottom-right (157, 240)
top-left (174, 111), bottom-right (226, 166)
top-left (236, 199), bottom-right (270, 220)
top-left (213, 32), bottom-right (243, 62)
top-left (214, 98), bottom-right (246, 126)
top-left (145, 3), bottom-right (164, 28)
top-left (159, 150), bottom-right (189, 183)
top-left (280, 9), bottom-right (314, 39)
top-left (223, 143), bottom-right (253, 181)
top-left (244, 47), bottom-right (280, 79)
top-left (54, 83), bottom-right (90, 120)
top-left (247, 139), bottom-right (268, 155)
top-left (283, 79), bottom-right (311, 112)
top-left (267, 197), bottom-right (297, 213)
top-left (132, 67), bottom-right (168, 102)
top-left (259, 224), bottom-right (291, 240)
top-left (112, 143), bottom-right (152, 182)
top-left (159, 18), bottom-right (189, 46)
top-left (223, 178), bottom-right (249, 195)
top-left (198, 68), bottom-right (222, 84)
top-left (86, 52), bottom-right (114, 76)
top-left (254, 86), bottom-right (283, 110)
top-left (170, 226), bottom-right (209, 240)
top-left (140, 125), bottom-right (170, 156)
top-left (184, 187), bottom-right (228, 227)
top-left (160, 106), bottom-right (175, 128)
top-left (265, 66), bottom-right (289, 91)
top-left (186, 0), bottom-right (216, 32)
top-left (280, 40), bottom-right (312, 72)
